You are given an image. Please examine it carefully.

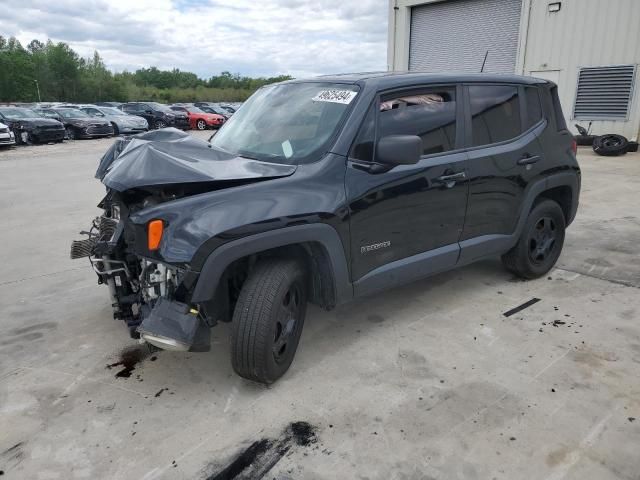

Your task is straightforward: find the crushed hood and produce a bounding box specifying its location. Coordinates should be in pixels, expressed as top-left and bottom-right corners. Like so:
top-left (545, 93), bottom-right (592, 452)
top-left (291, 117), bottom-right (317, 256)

top-left (97, 128), bottom-right (297, 192)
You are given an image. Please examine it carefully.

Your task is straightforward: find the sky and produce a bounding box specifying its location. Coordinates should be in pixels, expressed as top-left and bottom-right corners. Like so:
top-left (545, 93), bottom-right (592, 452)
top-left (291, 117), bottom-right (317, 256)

top-left (1, 0), bottom-right (389, 79)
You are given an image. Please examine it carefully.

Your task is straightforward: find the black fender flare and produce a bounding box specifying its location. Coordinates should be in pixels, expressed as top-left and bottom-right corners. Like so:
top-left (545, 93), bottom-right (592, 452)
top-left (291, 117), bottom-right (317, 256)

top-left (516, 171), bottom-right (580, 234)
top-left (190, 223), bottom-right (353, 305)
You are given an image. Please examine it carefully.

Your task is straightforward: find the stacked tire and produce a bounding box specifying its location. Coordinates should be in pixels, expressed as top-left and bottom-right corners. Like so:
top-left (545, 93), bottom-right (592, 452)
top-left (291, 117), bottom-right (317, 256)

top-left (592, 134), bottom-right (629, 157)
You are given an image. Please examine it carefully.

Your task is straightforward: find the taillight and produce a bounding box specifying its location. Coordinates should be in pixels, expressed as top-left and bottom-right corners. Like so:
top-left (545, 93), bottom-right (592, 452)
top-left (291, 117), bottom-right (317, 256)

top-left (571, 138), bottom-right (577, 155)
top-left (147, 219), bottom-right (164, 251)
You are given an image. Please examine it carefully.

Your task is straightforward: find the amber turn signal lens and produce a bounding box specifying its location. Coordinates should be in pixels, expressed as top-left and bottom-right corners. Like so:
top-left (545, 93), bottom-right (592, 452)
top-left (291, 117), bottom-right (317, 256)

top-left (147, 220), bottom-right (164, 251)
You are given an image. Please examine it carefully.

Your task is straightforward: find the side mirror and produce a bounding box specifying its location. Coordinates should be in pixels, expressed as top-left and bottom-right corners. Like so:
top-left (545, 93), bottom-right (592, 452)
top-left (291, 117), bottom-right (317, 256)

top-left (376, 135), bottom-right (422, 165)
top-left (145, 109), bottom-right (153, 114)
top-left (95, 112), bottom-right (105, 117)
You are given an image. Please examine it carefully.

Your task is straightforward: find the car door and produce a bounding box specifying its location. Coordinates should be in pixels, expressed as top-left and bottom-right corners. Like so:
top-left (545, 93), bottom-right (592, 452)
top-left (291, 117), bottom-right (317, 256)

top-left (458, 84), bottom-right (545, 262)
top-left (346, 85), bottom-right (469, 295)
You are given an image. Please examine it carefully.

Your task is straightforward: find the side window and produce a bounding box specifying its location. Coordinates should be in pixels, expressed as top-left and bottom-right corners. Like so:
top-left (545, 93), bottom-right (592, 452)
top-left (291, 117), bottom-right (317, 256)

top-left (379, 88), bottom-right (457, 156)
top-left (122, 104), bottom-right (134, 112)
top-left (524, 87), bottom-right (542, 129)
top-left (351, 103), bottom-right (376, 161)
top-left (469, 85), bottom-right (521, 147)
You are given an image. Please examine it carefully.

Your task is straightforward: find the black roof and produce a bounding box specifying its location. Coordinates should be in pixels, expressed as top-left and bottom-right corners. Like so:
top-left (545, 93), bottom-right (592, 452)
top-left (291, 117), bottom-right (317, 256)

top-left (286, 71), bottom-right (548, 89)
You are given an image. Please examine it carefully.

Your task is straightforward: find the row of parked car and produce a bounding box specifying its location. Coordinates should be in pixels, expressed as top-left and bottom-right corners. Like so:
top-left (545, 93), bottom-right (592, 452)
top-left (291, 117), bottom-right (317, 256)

top-left (0, 101), bottom-right (240, 147)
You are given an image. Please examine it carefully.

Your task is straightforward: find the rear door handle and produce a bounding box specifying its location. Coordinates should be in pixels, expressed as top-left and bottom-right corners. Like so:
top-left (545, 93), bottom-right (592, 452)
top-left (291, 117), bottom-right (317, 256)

top-left (518, 154), bottom-right (541, 166)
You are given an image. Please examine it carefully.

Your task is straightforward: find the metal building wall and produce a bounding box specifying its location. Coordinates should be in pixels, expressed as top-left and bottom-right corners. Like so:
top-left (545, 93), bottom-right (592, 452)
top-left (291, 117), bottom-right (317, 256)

top-left (389, 0), bottom-right (640, 139)
top-left (521, 0), bottom-right (640, 139)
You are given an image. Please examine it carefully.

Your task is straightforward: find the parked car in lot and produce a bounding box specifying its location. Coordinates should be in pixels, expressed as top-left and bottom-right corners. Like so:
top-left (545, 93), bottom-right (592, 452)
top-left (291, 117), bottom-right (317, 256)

top-left (0, 107), bottom-right (65, 144)
top-left (0, 122), bottom-right (16, 147)
top-left (71, 73), bottom-right (580, 384)
top-left (193, 102), bottom-right (232, 119)
top-left (38, 108), bottom-right (113, 139)
top-left (220, 104), bottom-right (238, 115)
top-left (120, 102), bottom-right (189, 130)
top-left (78, 105), bottom-right (148, 135)
top-left (169, 105), bottom-right (225, 130)
top-left (95, 102), bottom-right (123, 108)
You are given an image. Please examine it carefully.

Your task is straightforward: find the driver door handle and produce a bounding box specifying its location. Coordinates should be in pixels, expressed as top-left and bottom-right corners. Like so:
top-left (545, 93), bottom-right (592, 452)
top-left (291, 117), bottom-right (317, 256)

top-left (436, 172), bottom-right (466, 182)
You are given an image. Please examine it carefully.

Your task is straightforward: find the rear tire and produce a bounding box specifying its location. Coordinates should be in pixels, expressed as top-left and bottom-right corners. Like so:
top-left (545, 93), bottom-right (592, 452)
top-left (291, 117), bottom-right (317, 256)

top-left (502, 199), bottom-right (566, 279)
top-left (231, 258), bottom-right (307, 384)
top-left (196, 119), bottom-right (207, 130)
top-left (111, 122), bottom-right (120, 136)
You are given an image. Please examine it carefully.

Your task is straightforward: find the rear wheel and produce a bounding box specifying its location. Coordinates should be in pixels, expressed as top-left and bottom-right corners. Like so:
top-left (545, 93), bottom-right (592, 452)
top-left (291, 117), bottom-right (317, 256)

top-left (502, 199), bottom-right (566, 279)
top-left (231, 258), bottom-right (307, 384)
top-left (196, 119), bottom-right (207, 130)
top-left (111, 122), bottom-right (120, 136)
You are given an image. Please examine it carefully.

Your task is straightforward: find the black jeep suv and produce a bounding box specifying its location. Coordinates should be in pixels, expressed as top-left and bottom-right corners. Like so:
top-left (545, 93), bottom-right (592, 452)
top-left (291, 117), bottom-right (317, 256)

top-left (72, 73), bottom-right (580, 384)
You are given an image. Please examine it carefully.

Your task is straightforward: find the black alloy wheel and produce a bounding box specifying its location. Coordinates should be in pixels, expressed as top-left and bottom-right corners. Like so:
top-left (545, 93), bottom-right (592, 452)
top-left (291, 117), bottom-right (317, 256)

top-left (272, 281), bottom-right (304, 365)
top-left (528, 216), bottom-right (557, 265)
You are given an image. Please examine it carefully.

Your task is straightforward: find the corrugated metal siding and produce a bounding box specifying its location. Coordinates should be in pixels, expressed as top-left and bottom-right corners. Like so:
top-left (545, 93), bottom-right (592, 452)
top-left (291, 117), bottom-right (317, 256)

top-left (522, 0), bottom-right (640, 139)
top-left (409, 0), bottom-right (523, 74)
top-left (573, 65), bottom-right (636, 120)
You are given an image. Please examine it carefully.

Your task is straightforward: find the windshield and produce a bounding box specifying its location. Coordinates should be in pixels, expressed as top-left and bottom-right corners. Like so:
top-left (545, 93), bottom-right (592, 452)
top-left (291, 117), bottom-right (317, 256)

top-left (0, 107), bottom-right (39, 118)
top-left (210, 82), bottom-right (359, 164)
top-left (100, 107), bottom-right (124, 116)
top-left (57, 109), bottom-right (90, 118)
top-left (186, 106), bottom-right (205, 114)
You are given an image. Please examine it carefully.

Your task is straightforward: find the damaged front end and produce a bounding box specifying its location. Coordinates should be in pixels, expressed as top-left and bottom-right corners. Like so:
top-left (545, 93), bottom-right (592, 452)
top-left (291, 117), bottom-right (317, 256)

top-left (71, 128), bottom-right (296, 353)
top-left (70, 193), bottom-right (209, 352)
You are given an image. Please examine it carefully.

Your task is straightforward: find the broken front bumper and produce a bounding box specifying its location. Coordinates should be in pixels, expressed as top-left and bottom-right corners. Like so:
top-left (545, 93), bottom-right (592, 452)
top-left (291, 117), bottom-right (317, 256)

top-left (70, 215), bottom-right (210, 352)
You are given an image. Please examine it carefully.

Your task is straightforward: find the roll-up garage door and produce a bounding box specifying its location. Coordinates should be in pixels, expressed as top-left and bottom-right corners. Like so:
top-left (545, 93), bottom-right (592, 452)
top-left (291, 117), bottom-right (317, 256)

top-left (409, 0), bottom-right (523, 74)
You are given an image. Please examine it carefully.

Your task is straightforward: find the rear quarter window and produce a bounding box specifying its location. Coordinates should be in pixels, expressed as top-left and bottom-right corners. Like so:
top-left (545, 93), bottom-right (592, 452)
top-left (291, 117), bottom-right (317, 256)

top-left (524, 87), bottom-right (543, 129)
top-left (550, 86), bottom-right (568, 131)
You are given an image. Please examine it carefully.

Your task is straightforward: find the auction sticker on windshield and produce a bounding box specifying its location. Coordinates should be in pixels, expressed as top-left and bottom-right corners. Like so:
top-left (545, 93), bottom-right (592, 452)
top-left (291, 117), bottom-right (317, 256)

top-left (312, 90), bottom-right (358, 104)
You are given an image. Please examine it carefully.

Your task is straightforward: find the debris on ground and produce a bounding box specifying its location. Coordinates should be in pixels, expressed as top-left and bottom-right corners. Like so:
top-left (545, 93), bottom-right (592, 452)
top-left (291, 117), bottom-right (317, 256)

top-left (503, 298), bottom-right (541, 317)
top-left (205, 422), bottom-right (318, 480)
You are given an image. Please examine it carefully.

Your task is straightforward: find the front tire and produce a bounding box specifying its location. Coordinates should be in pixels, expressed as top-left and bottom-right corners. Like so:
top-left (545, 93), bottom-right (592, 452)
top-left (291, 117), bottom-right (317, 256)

top-left (196, 119), bottom-right (207, 130)
top-left (154, 120), bottom-right (167, 129)
top-left (111, 122), bottom-right (120, 136)
top-left (502, 199), bottom-right (566, 279)
top-left (65, 127), bottom-right (76, 140)
top-left (231, 258), bottom-right (307, 384)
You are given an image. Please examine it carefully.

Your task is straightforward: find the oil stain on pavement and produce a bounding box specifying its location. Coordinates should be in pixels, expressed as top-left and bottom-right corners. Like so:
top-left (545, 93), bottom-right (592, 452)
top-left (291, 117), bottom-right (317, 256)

top-left (106, 345), bottom-right (152, 378)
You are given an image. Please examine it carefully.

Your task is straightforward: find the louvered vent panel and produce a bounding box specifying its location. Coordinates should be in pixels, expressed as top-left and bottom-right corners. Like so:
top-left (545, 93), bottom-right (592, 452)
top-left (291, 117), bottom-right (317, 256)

top-left (574, 65), bottom-right (636, 120)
